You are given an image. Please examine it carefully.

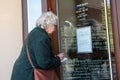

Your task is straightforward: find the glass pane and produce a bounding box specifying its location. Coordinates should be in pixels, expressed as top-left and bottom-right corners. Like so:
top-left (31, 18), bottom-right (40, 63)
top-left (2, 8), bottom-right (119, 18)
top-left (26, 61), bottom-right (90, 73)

top-left (57, 0), bottom-right (116, 80)
top-left (27, 0), bottom-right (42, 32)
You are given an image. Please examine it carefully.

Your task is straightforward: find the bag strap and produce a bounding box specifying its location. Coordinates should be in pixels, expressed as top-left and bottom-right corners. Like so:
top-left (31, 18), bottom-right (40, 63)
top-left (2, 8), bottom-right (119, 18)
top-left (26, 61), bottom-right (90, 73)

top-left (26, 38), bottom-right (35, 68)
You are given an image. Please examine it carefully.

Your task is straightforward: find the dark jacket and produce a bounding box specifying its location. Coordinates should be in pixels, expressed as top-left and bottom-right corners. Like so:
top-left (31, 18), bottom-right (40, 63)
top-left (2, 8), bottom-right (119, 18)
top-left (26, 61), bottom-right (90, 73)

top-left (11, 27), bottom-right (60, 80)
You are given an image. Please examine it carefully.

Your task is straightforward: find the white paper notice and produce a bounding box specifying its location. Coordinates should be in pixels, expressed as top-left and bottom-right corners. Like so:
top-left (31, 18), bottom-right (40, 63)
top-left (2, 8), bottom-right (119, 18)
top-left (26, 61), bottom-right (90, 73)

top-left (76, 26), bottom-right (92, 53)
top-left (61, 57), bottom-right (68, 62)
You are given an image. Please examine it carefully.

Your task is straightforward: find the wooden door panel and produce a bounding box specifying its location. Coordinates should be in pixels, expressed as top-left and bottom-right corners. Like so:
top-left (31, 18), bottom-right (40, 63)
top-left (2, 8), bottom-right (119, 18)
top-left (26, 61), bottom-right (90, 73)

top-left (41, 0), bottom-right (60, 79)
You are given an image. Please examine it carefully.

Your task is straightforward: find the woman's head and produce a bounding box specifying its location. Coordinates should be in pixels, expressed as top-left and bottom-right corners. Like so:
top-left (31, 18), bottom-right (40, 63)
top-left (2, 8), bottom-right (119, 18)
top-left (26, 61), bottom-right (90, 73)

top-left (36, 11), bottom-right (58, 29)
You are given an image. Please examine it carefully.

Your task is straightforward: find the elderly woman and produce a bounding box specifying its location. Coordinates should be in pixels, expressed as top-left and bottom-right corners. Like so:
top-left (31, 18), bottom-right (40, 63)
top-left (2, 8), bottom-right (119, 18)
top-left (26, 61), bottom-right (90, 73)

top-left (11, 11), bottom-right (64, 80)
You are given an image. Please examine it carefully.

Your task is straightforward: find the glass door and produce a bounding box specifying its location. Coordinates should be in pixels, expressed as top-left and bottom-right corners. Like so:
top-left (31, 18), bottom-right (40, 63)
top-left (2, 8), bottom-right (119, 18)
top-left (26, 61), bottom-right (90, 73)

top-left (57, 0), bottom-right (116, 80)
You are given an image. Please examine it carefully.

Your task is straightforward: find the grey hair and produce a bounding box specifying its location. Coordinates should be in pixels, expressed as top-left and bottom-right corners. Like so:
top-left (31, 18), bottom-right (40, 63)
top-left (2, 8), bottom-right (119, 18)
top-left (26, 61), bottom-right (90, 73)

top-left (36, 11), bottom-right (58, 29)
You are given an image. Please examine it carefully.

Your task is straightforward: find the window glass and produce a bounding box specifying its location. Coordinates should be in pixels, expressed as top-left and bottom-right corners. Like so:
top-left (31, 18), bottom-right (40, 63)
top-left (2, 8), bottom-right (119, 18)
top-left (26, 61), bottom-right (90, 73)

top-left (57, 0), bottom-right (116, 79)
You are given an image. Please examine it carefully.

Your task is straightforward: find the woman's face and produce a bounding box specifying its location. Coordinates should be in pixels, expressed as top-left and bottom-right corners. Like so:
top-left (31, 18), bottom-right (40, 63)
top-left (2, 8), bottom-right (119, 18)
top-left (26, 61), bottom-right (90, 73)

top-left (45, 24), bottom-right (56, 34)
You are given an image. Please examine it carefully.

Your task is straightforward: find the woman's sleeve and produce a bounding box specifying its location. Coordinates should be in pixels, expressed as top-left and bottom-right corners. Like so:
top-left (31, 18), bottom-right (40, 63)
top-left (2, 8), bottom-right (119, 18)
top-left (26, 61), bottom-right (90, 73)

top-left (33, 38), bottom-right (61, 70)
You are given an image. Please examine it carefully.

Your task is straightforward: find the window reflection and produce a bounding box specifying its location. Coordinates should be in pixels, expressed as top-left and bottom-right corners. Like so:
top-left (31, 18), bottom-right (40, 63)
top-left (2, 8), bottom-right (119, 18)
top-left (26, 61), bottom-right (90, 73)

top-left (57, 0), bottom-right (116, 80)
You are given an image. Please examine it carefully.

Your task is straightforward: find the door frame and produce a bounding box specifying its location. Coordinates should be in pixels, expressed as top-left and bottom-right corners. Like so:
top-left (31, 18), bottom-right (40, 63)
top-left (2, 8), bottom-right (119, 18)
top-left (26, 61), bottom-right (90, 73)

top-left (110, 0), bottom-right (120, 79)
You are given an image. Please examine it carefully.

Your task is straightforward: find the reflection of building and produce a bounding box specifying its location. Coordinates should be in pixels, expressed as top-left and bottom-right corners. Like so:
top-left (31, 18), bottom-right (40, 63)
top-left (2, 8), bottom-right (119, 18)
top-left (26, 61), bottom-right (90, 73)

top-left (56, 0), bottom-right (117, 80)
top-left (57, 0), bottom-right (111, 80)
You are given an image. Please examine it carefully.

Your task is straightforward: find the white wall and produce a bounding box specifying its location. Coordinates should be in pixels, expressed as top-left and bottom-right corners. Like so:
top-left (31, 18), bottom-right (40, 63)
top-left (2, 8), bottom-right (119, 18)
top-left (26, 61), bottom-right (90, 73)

top-left (0, 0), bottom-right (23, 80)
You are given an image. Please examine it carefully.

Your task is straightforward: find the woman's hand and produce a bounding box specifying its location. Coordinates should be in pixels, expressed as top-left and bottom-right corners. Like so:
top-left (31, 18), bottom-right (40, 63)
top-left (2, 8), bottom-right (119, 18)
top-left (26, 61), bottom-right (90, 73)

top-left (57, 53), bottom-right (64, 61)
